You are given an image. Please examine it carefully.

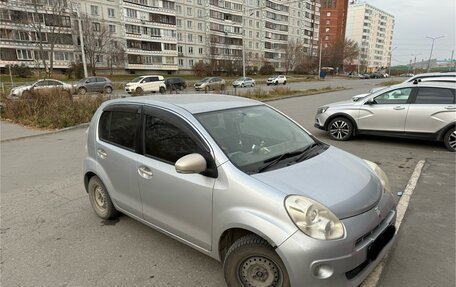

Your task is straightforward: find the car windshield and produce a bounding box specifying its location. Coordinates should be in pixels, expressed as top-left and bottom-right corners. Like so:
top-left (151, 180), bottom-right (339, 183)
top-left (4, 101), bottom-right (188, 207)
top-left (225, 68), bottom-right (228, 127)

top-left (196, 105), bottom-right (319, 174)
top-left (199, 77), bottom-right (211, 82)
top-left (236, 77), bottom-right (246, 81)
top-left (131, 76), bottom-right (144, 82)
top-left (78, 78), bottom-right (88, 83)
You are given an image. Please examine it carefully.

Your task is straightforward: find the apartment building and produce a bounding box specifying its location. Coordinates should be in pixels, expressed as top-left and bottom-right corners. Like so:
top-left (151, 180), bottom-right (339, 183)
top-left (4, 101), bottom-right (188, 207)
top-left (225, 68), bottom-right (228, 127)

top-left (1, 0), bottom-right (320, 74)
top-left (345, 1), bottom-right (394, 72)
top-left (176, 0), bottom-right (321, 72)
top-left (0, 0), bottom-right (75, 70)
top-left (319, 0), bottom-right (348, 48)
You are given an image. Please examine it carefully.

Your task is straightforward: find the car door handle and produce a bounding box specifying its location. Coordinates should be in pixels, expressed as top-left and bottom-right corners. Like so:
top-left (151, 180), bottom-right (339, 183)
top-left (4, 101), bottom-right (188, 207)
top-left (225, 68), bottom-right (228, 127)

top-left (97, 148), bottom-right (107, 159)
top-left (138, 166), bottom-right (153, 179)
top-left (444, 106), bottom-right (456, 110)
top-left (393, 106), bottom-right (405, 110)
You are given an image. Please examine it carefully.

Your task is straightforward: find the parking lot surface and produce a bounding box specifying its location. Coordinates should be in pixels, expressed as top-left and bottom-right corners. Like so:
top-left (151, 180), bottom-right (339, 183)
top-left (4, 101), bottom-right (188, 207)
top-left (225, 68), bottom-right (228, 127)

top-left (1, 78), bottom-right (454, 286)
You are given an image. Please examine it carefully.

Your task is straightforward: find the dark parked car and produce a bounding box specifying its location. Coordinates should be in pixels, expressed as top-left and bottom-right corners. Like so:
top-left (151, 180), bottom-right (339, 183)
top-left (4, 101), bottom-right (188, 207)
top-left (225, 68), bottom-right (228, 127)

top-left (165, 77), bottom-right (187, 91)
top-left (76, 77), bottom-right (113, 95)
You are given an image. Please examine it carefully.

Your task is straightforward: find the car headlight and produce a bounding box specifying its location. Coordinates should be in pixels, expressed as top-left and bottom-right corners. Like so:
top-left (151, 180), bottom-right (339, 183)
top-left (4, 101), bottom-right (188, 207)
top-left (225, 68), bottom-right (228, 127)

top-left (363, 159), bottom-right (391, 194)
top-left (285, 195), bottom-right (345, 240)
top-left (317, 106), bottom-right (329, 114)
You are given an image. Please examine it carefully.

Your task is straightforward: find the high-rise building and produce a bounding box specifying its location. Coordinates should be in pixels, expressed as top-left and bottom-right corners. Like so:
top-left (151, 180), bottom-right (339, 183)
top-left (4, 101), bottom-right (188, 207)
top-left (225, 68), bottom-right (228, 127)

top-left (1, 0), bottom-right (321, 74)
top-left (345, 1), bottom-right (394, 72)
top-left (319, 0), bottom-right (348, 48)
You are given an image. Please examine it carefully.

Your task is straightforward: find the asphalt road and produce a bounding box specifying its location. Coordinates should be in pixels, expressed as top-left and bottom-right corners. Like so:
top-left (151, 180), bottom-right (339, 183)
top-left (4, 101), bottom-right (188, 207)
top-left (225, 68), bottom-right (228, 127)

top-left (1, 77), bottom-right (454, 286)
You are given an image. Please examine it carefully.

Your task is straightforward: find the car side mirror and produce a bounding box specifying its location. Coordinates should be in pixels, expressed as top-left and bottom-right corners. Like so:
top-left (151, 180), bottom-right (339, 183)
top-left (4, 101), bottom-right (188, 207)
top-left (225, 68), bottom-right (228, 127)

top-left (175, 153), bottom-right (207, 174)
top-left (365, 99), bottom-right (376, 105)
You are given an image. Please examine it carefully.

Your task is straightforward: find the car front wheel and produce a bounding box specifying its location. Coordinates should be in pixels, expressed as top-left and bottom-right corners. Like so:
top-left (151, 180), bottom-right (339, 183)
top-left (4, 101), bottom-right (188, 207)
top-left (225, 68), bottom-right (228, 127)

top-left (78, 87), bottom-right (87, 95)
top-left (104, 86), bottom-right (113, 94)
top-left (444, 128), bottom-right (456, 152)
top-left (328, 117), bottom-right (354, 141)
top-left (223, 235), bottom-right (290, 287)
top-left (134, 87), bottom-right (144, 96)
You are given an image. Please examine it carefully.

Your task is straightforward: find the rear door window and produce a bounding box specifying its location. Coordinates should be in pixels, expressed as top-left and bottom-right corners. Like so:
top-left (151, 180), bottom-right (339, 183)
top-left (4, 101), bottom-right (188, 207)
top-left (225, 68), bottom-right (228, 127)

top-left (99, 108), bottom-right (140, 151)
top-left (414, 87), bottom-right (455, 104)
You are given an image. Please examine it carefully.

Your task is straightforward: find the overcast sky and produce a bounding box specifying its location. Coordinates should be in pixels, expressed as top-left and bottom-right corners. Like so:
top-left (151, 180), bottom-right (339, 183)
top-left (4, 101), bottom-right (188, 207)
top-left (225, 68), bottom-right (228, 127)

top-left (364, 0), bottom-right (456, 66)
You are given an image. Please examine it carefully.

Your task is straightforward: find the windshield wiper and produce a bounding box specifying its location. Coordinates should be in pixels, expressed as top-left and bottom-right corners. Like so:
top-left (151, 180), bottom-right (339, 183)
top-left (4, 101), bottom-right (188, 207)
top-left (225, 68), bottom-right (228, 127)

top-left (258, 149), bottom-right (307, 173)
top-left (295, 142), bottom-right (322, 162)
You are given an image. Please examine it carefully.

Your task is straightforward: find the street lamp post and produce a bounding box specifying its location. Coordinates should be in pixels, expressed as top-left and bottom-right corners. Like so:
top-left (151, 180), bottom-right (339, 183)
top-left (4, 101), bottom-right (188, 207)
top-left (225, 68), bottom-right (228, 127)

top-left (426, 35), bottom-right (444, 73)
top-left (72, 2), bottom-right (88, 78)
top-left (388, 46), bottom-right (397, 76)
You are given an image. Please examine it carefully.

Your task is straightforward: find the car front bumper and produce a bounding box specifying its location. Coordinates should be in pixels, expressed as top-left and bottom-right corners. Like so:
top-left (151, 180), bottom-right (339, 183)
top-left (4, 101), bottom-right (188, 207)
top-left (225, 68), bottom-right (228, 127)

top-left (277, 195), bottom-right (397, 287)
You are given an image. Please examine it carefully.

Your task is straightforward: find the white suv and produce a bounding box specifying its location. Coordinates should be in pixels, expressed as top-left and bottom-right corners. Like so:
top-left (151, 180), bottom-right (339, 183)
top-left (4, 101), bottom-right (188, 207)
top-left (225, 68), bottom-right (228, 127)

top-left (266, 75), bottom-right (287, 85)
top-left (125, 75), bottom-right (166, 96)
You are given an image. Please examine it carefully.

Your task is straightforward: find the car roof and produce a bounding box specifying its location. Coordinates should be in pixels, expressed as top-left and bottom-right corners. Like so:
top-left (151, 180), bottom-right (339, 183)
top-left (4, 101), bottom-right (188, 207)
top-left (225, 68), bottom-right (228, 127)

top-left (405, 72), bottom-right (456, 82)
top-left (375, 81), bottom-right (456, 94)
top-left (103, 94), bottom-right (261, 114)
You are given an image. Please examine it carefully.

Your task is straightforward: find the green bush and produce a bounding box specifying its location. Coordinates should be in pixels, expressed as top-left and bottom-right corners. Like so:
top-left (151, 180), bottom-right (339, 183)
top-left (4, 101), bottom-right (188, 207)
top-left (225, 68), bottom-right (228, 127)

top-left (5, 64), bottom-right (33, 78)
top-left (259, 63), bottom-right (275, 75)
top-left (1, 93), bottom-right (103, 129)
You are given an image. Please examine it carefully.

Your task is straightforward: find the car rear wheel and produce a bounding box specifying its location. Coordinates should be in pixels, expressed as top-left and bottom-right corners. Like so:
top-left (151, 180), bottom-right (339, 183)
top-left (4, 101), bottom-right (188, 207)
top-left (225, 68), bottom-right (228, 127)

top-left (22, 90), bottom-right (33, 98)
top-left (223, 235), bottom-right (290, 287)
top-left (283, 81), bottom-right (287, 85)
top-left (328, 117), bottom-right (353, 141)
top-left (159, 86), bottom-right (166, 94)
top-left (135, 87), bottom-right (144, 96)
top-left (78, 87), bottom-right (87, 95)
top-left (88, 176), bottom-right (119, 219)
top-left (252, 82), bottom-right (255, 87)
top-left (444, 128), bottom-right (456, 152)
top-left (104, 86), bottom-right (113, 94)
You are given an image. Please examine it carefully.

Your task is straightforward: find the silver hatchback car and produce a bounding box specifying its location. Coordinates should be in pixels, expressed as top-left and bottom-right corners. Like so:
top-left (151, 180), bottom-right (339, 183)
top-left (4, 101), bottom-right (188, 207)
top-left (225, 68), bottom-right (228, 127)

top-left (315, 81), bottom-right (456, 151)
top-left (84, 94), bottom-right (397, 287)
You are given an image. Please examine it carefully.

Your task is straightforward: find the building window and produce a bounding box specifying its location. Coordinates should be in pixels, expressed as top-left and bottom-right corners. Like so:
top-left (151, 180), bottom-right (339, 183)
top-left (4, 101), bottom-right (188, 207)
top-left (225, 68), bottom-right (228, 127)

top-left (325, 27), bottom-right (330, 33)
top-left (177, 19), bottom-right (182, 27)
top-left (198, 47), bottom-right (203, 54)
top-left (198, 22), bottom-right (203, 31)
top-left (109, 25), bottom-right (116, 33)
top-left (188, 34), bottom-right (193, 42)
top-left (93, 22), bottom-right (101, 32)
top-left (126, 9), bottom-right (137, 18)
top-left (96, 55), bottom-right (103, 63)
top-left (326, 19), bottom-right (330, 25)
top-left (16, 49), bottom-right (33, 60)
top-left (108, 8), bottom-right (115, 18)
top-left (326, 12), bottom-right (331, 17)
top-left (198, 35), bottom-right (203, 42)
top-left (91, 5), bottom-right (99, 16)
top-left (187, 20), bottom-right (192, 28)
top-left (188, 47), bottom-right (193, 54)
top-left (187, 7), bottom-right (192, 16)
top-left (178, 59), bottom-right (184, 66)
top-left (189, 59), bottom-right (194, 66)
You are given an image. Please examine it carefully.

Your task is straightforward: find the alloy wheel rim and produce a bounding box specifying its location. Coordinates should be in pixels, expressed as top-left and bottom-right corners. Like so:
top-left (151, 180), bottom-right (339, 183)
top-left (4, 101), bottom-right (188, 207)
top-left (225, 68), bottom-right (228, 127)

top-left (449, 131), bottom-right (456, 150)
top-left (330, 120), bottom-right (350, 139)
top-left (239, 256), bottom-right (281, 287)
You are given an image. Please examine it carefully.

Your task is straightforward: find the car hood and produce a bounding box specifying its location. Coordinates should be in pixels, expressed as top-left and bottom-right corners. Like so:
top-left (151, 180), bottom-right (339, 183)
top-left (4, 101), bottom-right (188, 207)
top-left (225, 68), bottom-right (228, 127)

top-left (10, 84), bottom-right (31, 93)
top-left (252, 146), bottom-right (382, 219)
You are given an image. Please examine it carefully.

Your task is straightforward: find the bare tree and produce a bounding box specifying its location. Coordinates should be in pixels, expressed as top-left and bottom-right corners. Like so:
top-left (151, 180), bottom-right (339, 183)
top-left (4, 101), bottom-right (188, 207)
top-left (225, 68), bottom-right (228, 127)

top-left (78, 14), bottom-right (114, 76)
top-left (282, 39), bottom-right (309, 74)
top-left (106, 40), bottom-right (125, 75)
top-left (322, 38), bottom-right (360, 71)
top-left (14, 0), bottom-right (71, 77)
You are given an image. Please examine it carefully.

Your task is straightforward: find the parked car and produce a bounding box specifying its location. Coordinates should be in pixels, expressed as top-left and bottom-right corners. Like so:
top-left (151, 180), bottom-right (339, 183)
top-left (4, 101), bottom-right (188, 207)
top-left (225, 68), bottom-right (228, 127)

top-left (371, 72), bottom-right (456, 93)
top-left (125, 75), bottom-right (166, 95)
top-left (8, 79), bottom-right (74, 99)
top-left (315, 81), bottom-right (456, 151)
top-left (194, 77), bottom-right (225, 91)
top-left (84, 94), bottom-right (397, 287)
top-left (232, 77), bottom-right (255, 88)
top-left (165, 77), bottom-right (187, 91)
top-left (76, 76), bottom-right (113, 95)
top-left (266, 75), bottom-right (287, 85)
top-left (369, 73), bottom-right (384, 79)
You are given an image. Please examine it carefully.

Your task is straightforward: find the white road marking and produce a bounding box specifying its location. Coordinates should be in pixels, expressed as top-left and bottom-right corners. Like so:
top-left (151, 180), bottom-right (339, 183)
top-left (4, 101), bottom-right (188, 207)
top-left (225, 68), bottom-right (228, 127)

top-left (361, 160), bottom-right (426, 287)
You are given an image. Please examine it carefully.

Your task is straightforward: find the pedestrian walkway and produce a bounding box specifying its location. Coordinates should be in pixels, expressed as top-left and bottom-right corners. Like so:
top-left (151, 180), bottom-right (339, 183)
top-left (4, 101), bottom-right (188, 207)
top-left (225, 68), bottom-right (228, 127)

top-left (0, 120), bottom-right (52, 142)
top-left (378, 158), bottom-right (456, 287)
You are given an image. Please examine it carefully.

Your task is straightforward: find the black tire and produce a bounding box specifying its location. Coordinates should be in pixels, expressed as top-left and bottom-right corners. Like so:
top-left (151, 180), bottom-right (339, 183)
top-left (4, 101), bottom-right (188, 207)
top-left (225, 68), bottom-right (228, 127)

top-left (159, 86), bottom-right (166, 94)
top-left (266, 83), bottom-right (270, 86)
top-left (88, 176), bottom-right (119, 219)
top-left (252, 82), bottom-right (255, 87)
top-left (78, 87), bottom-right (87, 95)
top-left (328, 117), bottom-right (354, 141)
top-left (283, 81), bottom-right (287, 85)
top-left (135, 87), bottom-right (144, 96)
top-left (443, 127), bottom-right (456, 152)
top-left (205, 86), bottom-right (209, 92)
top-left (221, 84), bottom-right (225, 90)
top-left (223, 235), bottom-right (290, 287)
top-left (104, 86), bottom-right (113, 94)
top-left (274, 81), bottom-right (278, 85)
top-left (241, 83), bottom-right (245, 88)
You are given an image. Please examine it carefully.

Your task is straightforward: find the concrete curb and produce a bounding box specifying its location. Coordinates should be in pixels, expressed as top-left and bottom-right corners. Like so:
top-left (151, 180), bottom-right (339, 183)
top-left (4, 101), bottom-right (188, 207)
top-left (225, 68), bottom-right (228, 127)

top-left (0, 123), bottom-right (89, 143)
